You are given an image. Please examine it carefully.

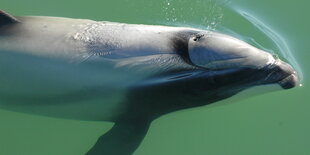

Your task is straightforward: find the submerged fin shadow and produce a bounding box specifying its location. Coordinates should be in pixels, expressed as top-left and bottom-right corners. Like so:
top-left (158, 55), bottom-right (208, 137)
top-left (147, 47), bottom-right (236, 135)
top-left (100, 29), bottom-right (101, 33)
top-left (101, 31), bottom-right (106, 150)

top-left (86, 120), bottom-right (151, 155)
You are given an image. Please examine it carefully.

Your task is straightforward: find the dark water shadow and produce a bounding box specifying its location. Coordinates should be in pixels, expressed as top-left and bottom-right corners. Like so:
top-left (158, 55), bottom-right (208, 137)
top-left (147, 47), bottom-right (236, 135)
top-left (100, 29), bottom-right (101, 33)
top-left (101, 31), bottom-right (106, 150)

top-left (86, 120), bottom-right (151, 155)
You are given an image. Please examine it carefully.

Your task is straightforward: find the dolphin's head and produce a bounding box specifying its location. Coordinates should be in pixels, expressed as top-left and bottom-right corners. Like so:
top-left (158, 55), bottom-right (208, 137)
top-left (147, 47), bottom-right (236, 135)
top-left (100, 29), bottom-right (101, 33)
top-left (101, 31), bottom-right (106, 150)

top-left (119, 30), bottom-right (299, 117)
top-left (186, 31), bottom-right (298, 95)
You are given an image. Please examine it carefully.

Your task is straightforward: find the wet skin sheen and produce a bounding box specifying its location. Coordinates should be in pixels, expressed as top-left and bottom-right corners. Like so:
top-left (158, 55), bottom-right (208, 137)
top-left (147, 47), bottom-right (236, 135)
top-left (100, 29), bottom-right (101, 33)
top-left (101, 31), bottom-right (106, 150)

top-left (0, 10), bottom-right (298, 155)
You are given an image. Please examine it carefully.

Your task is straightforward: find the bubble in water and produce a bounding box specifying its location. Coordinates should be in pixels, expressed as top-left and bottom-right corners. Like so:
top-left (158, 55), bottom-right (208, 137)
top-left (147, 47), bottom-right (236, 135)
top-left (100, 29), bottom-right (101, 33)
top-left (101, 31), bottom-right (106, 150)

top-left (161, 0), bottom-right (225, 30)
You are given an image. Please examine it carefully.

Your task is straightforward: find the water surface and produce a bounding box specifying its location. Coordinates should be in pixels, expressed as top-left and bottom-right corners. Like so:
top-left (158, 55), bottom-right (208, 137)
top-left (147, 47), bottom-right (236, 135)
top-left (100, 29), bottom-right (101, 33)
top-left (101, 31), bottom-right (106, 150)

top-left (0, 0), bottom-right (309, 155)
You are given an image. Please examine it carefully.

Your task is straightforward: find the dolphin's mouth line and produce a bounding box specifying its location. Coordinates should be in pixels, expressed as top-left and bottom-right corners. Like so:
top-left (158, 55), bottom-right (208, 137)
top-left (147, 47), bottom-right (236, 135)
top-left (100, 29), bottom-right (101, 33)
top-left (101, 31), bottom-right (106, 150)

top-left (261, 59), bottom-right (298, 89)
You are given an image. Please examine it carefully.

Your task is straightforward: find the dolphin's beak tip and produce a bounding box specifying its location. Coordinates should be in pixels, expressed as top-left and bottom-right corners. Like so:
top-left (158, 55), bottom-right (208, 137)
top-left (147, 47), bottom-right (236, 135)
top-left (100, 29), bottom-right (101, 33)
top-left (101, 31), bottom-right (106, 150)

top-left (276, 61), bottom-right (299, 89)
top-left (278, 73), bottom-right (299, 89)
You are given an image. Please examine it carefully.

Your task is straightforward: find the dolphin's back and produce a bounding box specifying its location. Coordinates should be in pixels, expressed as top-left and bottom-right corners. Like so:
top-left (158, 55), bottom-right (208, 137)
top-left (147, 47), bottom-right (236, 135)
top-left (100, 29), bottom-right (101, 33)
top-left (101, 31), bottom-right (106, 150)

top-left (0, 13), bottom-right (197, 121)
top-left (0, 15), bottom-right (128, 121)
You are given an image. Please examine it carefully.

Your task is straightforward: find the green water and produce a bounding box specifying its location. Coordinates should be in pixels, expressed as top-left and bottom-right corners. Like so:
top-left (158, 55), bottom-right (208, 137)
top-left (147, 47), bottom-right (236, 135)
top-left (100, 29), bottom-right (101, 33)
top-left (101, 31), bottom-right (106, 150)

top-left (0, 0), bottom-right (309, 155)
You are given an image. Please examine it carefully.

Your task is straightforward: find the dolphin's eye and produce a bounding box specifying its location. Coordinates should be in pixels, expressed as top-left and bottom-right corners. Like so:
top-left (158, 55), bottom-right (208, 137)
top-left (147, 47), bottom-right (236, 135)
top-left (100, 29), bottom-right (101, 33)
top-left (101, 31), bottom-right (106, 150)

top-left (193, 34), bottom-right (204, 41)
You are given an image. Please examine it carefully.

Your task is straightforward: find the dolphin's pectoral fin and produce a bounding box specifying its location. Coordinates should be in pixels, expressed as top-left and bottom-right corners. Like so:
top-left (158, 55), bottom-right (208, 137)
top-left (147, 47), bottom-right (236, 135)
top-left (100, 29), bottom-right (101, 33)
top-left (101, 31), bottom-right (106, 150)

top-left (0, 10), bottom-right (20, 26)
top-left (86, 120), bottom-right (151, 155)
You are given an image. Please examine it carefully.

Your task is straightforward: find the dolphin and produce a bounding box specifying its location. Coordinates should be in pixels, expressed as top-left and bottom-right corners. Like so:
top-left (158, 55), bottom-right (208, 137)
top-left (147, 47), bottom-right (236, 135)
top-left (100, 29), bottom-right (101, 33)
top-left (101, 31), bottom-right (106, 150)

top-left (0, 10), bottom-right (298, 155)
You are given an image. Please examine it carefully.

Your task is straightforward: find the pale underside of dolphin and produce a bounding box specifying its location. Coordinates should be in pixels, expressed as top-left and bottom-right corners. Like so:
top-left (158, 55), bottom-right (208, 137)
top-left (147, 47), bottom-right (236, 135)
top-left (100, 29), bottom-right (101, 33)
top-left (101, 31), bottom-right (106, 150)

top-left (0, 10), bottom-right (298, 155)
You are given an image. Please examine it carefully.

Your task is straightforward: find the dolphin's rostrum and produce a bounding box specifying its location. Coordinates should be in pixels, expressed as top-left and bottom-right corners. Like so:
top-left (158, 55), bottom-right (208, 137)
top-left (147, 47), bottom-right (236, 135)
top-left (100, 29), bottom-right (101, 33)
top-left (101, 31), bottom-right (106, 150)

top-left (0, 10), bottom-right (298, 155)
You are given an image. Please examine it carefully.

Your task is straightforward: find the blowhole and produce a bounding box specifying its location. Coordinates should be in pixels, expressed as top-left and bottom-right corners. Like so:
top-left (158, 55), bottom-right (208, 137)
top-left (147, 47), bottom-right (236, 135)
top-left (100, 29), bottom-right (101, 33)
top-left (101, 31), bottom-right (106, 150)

top-left (193, 34), bottom-right (204, 41)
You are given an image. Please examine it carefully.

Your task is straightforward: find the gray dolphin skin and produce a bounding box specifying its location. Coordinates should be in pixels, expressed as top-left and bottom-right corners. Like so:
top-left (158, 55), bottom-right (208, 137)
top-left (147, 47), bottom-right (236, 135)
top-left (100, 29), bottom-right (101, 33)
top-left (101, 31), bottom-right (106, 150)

top-left (0, 10), bottom-right (298, 155)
